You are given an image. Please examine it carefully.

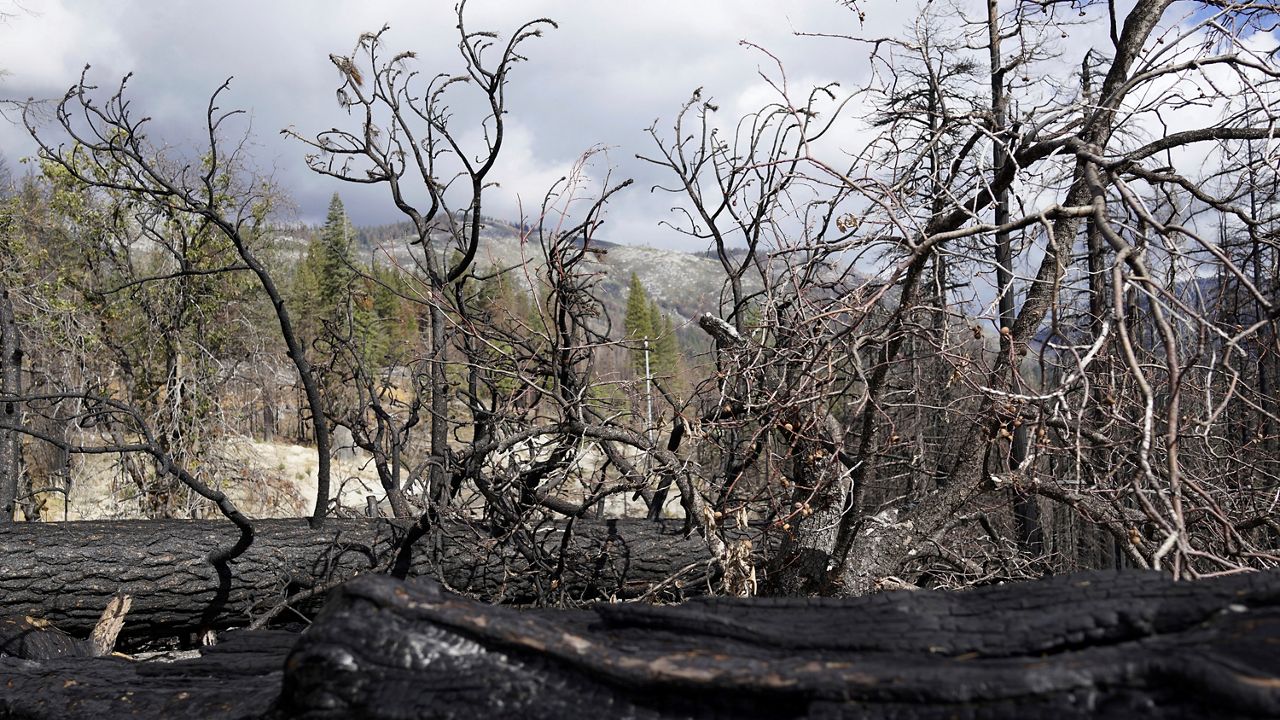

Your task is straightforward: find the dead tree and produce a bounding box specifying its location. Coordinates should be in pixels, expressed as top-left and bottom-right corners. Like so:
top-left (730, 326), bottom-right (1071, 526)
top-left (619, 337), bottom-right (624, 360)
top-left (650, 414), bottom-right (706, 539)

top-left (0, 284), bottom-right (19, 521)
top-left (284, 7), bottom-right (734, 602)
top-left (23, 73), bottom-right (333, 521)
top-left (1, 569), bottom-right (1275, 718)
top-left (286, 6), bottom-right (559, 517)
top-left (641, 0), bottom-right (1280, 595)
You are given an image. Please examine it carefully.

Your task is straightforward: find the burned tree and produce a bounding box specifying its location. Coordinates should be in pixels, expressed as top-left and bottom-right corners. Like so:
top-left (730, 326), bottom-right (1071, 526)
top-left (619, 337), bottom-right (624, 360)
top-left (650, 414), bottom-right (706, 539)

top-left (286, 8), bottom-right (560, 517)
top-left (1, 1), bottom-right (1276, 639)
top-left (284, 4), bottom-right (737, 597)
top-left (22, 73), bottom-right (334, 522)
top-left (640, 0), bottom-right (1280, 594)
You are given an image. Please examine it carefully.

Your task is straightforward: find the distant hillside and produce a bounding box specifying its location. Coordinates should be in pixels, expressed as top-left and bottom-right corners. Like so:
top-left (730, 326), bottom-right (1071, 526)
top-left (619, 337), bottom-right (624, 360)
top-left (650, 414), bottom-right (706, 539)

top-left (349, 218), bottom-right (735, 355)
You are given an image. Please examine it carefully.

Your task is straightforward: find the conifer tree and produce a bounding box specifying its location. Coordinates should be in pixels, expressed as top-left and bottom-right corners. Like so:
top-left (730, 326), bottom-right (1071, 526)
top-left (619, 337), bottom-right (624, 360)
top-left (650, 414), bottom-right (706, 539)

top-left (294, 193), bottom-right (402, 367)
top-left (314, 193), bottom-right (355, 313)
top-left (624, 272), bottom-right (651, 340)
top-left (295, 194), bottom-right (356, 348)
top-left (647, 299), bottom-right (667, 377)
top-left (369, 262), bottom-right (418, 357)
top-left (653, 311), bottom-right (679, 379)
top-left (623, 272), bottom-right (652, 375)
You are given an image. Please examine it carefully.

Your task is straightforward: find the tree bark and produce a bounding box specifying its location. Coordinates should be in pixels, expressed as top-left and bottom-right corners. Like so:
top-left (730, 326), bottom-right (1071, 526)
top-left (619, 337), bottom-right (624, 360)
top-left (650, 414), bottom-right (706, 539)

top-left (0, 629), bottom-right (293, 720)
top-left (0, 285), bottom-right (21, 522)
top-left (2, 569), bottom-right (1277, 719)
top-left (279, 569), bottom-right (1280, 719)
top-left (0, 517), bottom-right (713, 645)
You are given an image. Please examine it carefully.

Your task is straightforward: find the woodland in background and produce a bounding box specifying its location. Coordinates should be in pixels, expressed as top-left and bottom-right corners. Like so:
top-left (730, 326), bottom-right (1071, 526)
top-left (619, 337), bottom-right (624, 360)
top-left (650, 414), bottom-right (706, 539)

top-left (0, 0), bottom-right (1278, 607)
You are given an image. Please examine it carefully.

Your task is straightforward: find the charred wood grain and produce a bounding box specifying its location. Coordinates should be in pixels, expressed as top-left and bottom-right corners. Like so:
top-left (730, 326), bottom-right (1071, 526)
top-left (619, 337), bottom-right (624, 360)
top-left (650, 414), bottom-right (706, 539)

top-left (0, 629), bottom-right (294, 719)
top-left (280, 569), bottom-right (1280, 719)
top-left (2, 570), bottom-right (1278, 719)
top-left (0, 518), bottom-right (712, 646)
top-left (0, 616), bottom-right (91, 661)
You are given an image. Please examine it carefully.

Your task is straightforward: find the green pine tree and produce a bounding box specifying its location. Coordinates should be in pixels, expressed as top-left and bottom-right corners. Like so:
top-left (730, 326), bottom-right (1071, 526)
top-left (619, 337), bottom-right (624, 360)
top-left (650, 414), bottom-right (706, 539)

top-left (293, 193), bottom-right (403, 368)
top-left (653, 311), bottom-right (679, 379)
top-left (294, 193), bottom-right (356, 348)
top-left (647, 299), bottom-right (666, 376)
top-left (624, 272), bottom-right (651, 339)
top-left (623, 272), bottom-right (652, 375)
top-left (313, 193), bottom-right (356, 315)
top-left (369, 262), bottom-right (418, 357)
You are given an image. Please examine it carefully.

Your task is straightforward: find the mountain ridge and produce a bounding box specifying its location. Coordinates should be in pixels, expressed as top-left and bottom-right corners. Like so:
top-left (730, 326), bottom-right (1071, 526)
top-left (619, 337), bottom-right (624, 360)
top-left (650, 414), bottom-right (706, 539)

top-left (348, 217), bottom-right (733, 349)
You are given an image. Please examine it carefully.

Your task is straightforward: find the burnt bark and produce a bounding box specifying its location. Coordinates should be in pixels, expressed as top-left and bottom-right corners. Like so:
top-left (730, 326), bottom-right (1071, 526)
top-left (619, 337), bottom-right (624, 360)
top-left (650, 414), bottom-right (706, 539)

top-left (0, 616), bottom-right (92, 661)
top-left (0, 629), bottom-right (293, 720)
top-left (1, 570), bottom-right (1277, 719)
top-left (280, 570), bottom-right (1280, 719)
top-left (0, 518), bottom-right (713, 646)
top-left (0, 285), bottom-right (20, 523)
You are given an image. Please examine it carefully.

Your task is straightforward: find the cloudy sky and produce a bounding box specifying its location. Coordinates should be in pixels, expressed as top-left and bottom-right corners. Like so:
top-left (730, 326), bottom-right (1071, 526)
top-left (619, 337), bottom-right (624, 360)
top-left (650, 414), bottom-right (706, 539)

top-left (0, 0), bottom-right (899, 249)
top-left (2, 1), bottom-right (1272, 253)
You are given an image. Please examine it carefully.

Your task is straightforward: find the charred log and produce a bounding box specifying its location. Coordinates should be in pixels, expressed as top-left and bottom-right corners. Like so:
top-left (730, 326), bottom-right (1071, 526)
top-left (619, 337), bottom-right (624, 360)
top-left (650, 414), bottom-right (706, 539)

top-left (1, 570), bottom-right (1278, 718)
top-left (0, 629), bottom-right (293, 719)
top-left (0, 616), bottom-right (91, 661)
top-left (280, 569), bottom-right (1280, 719)
top-left (0, 518), bottom-right (713, 647)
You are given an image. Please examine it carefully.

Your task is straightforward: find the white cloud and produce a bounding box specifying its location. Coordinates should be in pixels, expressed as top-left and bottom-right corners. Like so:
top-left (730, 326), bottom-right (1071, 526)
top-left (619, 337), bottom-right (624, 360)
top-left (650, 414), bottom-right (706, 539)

top-left (0, 1), bottom-right (132, 89)
top-left (5, 0), bottom-right (1268, 252)
top-left (1, 1), bottom-right (880, 237)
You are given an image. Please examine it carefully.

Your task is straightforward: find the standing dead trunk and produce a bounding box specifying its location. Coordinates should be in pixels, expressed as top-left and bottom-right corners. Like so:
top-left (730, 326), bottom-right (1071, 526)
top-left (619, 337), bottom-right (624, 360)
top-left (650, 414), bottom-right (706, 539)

top-left (765, 418), bottom-right (851, 596)
top-left (698, 313), bottom-right (853, 595)
top-left (427, 303), bottom-right (451, 507)
top-left (987, 0), bottom-right (1044, 560)
top-left (0, 285), bottom-right (20, 522)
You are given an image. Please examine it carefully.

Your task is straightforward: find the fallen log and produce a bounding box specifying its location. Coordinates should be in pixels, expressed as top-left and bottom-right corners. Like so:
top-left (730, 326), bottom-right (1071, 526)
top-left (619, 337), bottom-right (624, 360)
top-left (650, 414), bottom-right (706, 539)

top-left (0, 594), bottom-right (133, 661)
top-left (0, 629), bottom-right (294, 720)
top-left (2, 570), bottom-right (1278, 718)
top-left (280, 569), bottom-right (1280, 719)
top-left (0, 517), bottom-right (712, 646)
top-left (0, 616), bottom-right (91, 661)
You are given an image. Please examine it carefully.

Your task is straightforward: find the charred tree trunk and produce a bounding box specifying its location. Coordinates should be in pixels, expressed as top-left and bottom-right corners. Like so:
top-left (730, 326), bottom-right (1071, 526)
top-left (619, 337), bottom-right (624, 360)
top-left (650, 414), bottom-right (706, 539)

top-left (427, 303), bottom-right (451, 508)
top-left (2, 570), bottom-right (1277, 718)
top-left (988, 0), bottom-right (1044, 561)
top-left (0, 286), bottom-right (20, 523)
top-left (764, 419), bottom-right (849, 596)
top-left (279, 569), bottom-right (1280, 719)
top-left (0, 517), bottom-right (713, 646)
top-left (0, 629), bottom-right (294, 720)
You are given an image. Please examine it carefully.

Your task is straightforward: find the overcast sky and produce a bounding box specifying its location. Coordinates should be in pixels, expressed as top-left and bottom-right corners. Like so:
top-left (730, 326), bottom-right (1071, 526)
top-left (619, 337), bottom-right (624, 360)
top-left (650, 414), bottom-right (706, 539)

top-left (2, 2), bottom-right (1273, 253)
top-left (0, 0), bottom-right (902, 250)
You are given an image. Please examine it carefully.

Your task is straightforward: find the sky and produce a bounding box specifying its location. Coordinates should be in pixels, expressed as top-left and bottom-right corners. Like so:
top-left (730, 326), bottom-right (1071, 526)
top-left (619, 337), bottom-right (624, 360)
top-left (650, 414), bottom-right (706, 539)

top-left (0, 0), bottom-right (894, 250)
top-left (1, 1), bottom-right (1274, 255)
